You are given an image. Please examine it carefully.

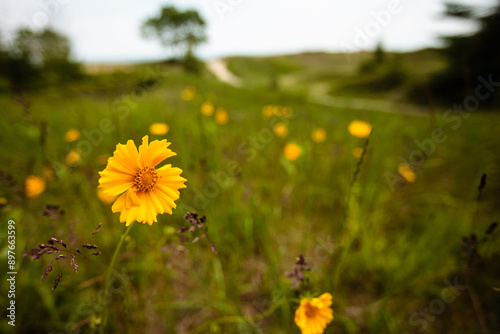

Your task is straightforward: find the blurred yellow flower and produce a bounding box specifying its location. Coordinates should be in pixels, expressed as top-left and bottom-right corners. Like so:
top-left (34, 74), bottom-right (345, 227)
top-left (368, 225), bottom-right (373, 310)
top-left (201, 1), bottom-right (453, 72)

top-left (181, 86), bottom-right (196, 101)
top-left (98, 135), bottom-right (187, 226)
top-left (262, 105), bottom-right (293, 119)
top-left (25, 175), bottom-right (46, 199)
top-left (295, 293), bottom-right (334, 334)
top-left (97, 188), bottom-right (117, 204)
top-left (0, 197), bottom-right (8, 205)
top-left (352, 147), bottom-right (364, 158)
top-left (284, 143), bottom-right (302, 161)
top-left (348, 120), bottom-right (372, 138)
top-left (65, 128), bottom-right (80, 142)
top-left (149, 122), bottom-right (169, 136)
top-left (66, 150), bottom-right (81, 166)
top-left (200, 101), bottom-right (214, 116)
top-left (262, 105), bottom-right (274, 119)
top-left (96, 154), bottom-right (110, 165)
top-left (215, 108), bottom-right (229, 125)
top-left (273, 122), bottom-right (288, 138)
top-left (398, 163), bottom-right (417, 183)
top-left (311, 128), bottom-right (327, 143)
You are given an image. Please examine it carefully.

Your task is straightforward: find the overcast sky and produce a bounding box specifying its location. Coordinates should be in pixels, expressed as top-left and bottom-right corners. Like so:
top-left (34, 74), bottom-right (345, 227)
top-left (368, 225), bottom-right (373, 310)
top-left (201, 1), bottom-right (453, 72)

top-left (0, 0), bottom-right (497, 63)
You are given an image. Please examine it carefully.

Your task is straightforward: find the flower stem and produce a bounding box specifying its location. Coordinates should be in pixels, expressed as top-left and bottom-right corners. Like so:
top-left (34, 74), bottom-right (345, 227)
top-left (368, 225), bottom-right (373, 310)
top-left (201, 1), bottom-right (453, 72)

top-left (100, 222), bottom-right (135, 333)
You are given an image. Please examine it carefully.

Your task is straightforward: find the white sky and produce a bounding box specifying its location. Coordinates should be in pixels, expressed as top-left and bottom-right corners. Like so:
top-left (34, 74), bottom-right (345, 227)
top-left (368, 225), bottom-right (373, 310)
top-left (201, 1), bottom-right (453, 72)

top-left (0, 0), bottom-right (497, 63)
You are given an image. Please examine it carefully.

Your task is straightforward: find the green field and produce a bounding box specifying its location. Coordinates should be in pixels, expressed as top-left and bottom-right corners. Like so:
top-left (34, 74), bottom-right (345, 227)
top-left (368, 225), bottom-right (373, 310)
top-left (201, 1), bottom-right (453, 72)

top-left (1, 58), bottom-right (499, 333)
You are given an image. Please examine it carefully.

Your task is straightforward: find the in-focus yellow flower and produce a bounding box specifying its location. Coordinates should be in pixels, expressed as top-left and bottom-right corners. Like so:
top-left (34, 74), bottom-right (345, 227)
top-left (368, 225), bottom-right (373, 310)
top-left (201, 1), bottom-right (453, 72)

top-left (66, 150), bottom-right (81, 166)
top-left (65, 128), bottom-right (80, 142)
top-left (311, 128), bottom-right (327, 143)
top-left (99, 136), bottom-right (187, 226)
top-left (295, 293), bottom-right (334, 334)
top-left (352, 147), bottom-right (364, 158)
top-left (284, 143), bottom-right (302, 161)
top-left (97, 187), bottom-right (117, 205)
top-left (273, 122), bottom-right (288, 138)
top-left (200, 101), bottom-right (214, 116)
top-left (149, 122), bottom-right (169, 136)
top-left (215, 108), bottom-right (229, 125)
top-left (181, 86), bottom-right (196, 101)
top-left (25, 175), bottom-right (46, 199)
top-left (398, 163), bottom-right (417, 183)
top-left (348, 120), bottom-right (372, 138)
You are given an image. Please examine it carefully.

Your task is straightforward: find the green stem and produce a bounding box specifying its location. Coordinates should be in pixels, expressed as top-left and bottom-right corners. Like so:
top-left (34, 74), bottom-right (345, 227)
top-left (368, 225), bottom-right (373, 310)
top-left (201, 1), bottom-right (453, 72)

top-left (100, 222), bottom-right (135, 333)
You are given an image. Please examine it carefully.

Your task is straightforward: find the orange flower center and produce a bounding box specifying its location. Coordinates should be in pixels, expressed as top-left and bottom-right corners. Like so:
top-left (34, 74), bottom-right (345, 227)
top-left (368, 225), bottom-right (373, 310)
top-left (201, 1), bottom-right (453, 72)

top-left (304, 303), bottom-right (319, 318)
top-left (134, 167), bottom-right (158, 191)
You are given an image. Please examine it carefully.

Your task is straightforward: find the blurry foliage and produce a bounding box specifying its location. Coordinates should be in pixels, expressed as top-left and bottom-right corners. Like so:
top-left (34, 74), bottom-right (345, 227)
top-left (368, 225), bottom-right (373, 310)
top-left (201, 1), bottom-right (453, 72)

top-left (141, 6), bottom-right (207, 73)
top-left (0, 28), bottom-right (83, 91)
top-left (416, 0), bottom-right (500, 106)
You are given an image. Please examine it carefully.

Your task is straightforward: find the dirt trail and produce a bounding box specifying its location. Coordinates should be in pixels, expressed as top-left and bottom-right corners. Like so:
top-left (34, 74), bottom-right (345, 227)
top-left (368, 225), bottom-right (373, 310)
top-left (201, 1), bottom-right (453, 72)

top-left (207, 59), bottom-right (242, 86)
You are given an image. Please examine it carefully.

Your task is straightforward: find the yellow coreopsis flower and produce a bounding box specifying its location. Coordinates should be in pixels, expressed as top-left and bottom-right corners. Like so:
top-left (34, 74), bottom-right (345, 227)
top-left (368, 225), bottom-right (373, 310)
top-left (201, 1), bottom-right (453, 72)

top-left (398, 163), bottom-right (417, 182)
top-left (273, 122), bottom-right (288, 138)
top-left (64, 128), bottom-right (80, 142)
top-left (284, 143), bottom-right (302, 161)
top-left (311, 128), bottom-right (327, 143)
top-left (149, 122), bottom-right (169, 136)
top-left (348, 120), bottom-right (372, 138)
top-left (200, 101), bottom-right (214, 116)
top-left (215, 108), bottom-right (229, 124)
top-left (181, 86), bottom-right (196, 101)
top-left (295, 293), bottom-right (334, 334)
top-left (66, 150), bottom-right (81, 166)
top-left (25, 175), bottom-right (46, 199)
top-left (98, 136), bottom-right (187, 226)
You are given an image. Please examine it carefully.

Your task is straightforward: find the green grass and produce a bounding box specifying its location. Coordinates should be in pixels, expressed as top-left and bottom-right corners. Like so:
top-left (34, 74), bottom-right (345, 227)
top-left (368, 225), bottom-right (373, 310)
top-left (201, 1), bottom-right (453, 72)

top-left (0, 62), bottom-right (499, 334)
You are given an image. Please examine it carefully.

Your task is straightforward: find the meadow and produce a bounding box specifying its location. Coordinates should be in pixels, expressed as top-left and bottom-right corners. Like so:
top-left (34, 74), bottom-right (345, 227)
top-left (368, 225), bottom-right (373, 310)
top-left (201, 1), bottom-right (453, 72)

top-left (1, 57), bottom-right (499, 333)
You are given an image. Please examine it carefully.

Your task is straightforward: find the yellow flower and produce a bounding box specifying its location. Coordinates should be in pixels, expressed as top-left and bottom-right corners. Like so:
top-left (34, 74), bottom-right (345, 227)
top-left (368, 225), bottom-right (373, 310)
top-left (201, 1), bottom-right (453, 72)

top-left (311, 128), bottom-right (327, 143)
top-left (262, 105), bottom-right (274, 119)
top-left (284, 143), bottom-right (302, 161)
top-left (200, 101), bottom-right (214, 116)
top-left (98, 136), bottom-right (187, 226)
top-left (181, 86), bottom-right (196, 101)
top-left (352, 147), bottom-right (364, 158)
top-left (0, 197), bottom-right (8, 206)
top-left (149, 122), bottom-right (169, 136)
top-left (25, 175), bottom-right (46, 199)
top-left (295, 293), bottom-right (334, 334)
top-left (66, 150), bottom-right (81, 166)
top-left (273, 122), bottom-right (288, 138)
top-left (215, 108), bottom-right (229, 125)
top-left (64, 128), bottom-right (80, 142)
top-left (348, 120), bottom-right (372, 138)
top-left (398, 163), bottom-right (417, 183)
top-left (97, 188), bottom-right (117, 204)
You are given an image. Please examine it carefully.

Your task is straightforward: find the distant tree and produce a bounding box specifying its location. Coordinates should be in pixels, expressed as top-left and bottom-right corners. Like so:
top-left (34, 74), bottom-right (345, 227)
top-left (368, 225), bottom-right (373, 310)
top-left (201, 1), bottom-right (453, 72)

top-left (427, 1), bottom-right (500, 105)
top-left (0, 28), bottom-right (82, 89)
top-left (141, 6), bottom-right (207, 72)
